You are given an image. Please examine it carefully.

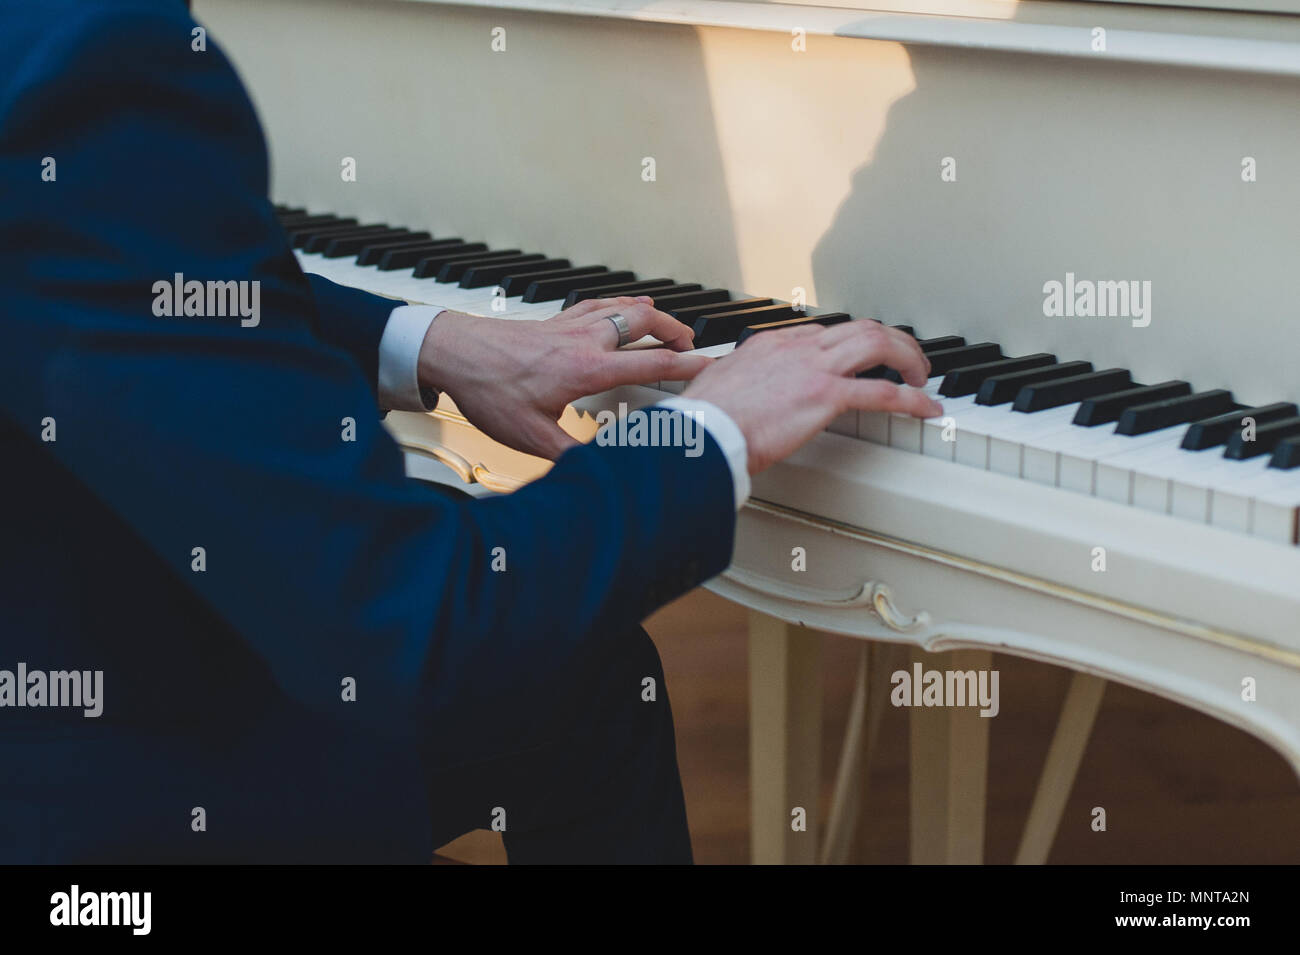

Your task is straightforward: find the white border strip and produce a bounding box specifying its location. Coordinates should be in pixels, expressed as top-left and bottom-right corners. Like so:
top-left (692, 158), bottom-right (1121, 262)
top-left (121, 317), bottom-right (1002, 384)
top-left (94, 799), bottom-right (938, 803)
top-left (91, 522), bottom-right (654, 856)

top-left (398, 0), bottom-right (1300, 75)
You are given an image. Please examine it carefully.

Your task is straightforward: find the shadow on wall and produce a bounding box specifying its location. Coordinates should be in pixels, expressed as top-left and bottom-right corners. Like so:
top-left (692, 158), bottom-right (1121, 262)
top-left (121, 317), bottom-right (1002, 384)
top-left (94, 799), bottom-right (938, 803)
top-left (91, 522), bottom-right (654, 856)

top-left (813, 19), bottom-right (1300, 399)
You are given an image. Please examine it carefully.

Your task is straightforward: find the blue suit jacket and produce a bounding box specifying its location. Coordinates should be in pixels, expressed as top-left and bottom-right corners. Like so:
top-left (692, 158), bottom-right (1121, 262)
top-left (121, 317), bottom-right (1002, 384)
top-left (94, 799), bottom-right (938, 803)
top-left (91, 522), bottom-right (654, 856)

top-left (0, 0), bottom-right (735, 861)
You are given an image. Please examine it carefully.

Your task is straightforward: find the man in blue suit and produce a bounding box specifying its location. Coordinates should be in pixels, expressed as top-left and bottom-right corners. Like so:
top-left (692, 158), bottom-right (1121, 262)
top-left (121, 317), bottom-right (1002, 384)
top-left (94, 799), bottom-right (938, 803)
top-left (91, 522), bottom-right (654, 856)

top-left (0, 0), bottom-right (937, 862)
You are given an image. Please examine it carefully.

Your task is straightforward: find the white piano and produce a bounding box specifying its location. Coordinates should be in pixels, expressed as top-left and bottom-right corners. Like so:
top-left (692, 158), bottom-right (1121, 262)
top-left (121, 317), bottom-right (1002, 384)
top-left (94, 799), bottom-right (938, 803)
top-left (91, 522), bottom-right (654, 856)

top-left (198, 0), bottom-right (1300, 863)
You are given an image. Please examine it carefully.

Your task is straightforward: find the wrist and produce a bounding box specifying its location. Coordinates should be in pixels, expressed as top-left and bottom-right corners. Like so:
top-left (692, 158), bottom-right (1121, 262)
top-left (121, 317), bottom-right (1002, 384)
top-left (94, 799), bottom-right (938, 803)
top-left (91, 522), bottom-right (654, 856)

top-left (416, 309), bottom-right (477, 396)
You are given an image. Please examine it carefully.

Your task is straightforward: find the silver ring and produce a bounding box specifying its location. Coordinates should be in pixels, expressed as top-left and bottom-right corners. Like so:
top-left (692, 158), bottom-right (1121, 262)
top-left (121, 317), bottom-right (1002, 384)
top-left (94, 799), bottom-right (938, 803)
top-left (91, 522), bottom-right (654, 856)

top-left (605, 312), bottom-right (633, 348)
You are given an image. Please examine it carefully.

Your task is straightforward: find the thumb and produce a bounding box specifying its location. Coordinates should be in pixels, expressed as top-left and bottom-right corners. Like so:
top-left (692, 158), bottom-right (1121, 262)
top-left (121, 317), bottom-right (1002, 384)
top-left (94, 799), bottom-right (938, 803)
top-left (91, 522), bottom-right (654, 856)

top-left (518, 412), bottom-right (580, 461)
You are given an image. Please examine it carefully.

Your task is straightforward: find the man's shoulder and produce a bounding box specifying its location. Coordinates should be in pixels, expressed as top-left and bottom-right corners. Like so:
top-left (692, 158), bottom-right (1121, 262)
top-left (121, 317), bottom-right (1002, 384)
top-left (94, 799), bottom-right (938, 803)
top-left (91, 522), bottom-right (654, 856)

top-left (1, 0), bottom-right (192, 28)
top-left (1, 0), bottom-right (200, 87)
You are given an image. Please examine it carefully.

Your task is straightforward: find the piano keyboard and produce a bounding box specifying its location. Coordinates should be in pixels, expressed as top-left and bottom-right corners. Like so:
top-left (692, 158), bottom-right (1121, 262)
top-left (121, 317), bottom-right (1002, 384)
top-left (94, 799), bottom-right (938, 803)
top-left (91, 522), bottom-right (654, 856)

top-left (276, 206), bottom-right (1300, 547)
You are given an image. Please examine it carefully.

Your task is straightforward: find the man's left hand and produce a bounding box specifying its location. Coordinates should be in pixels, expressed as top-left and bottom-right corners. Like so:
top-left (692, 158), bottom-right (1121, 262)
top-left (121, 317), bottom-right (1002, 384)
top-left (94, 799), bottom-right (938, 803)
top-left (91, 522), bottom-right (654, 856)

top-left (416, 296), bottom-right (710, 459)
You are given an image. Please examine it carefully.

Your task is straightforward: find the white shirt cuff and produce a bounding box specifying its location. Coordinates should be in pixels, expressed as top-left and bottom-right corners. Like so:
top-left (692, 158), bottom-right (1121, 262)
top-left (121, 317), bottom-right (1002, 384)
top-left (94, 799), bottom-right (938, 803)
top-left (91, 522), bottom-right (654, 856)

top-left (656, 396), bottom-right (751, 510)
top-left (378, 305), bottom-right (445, 412)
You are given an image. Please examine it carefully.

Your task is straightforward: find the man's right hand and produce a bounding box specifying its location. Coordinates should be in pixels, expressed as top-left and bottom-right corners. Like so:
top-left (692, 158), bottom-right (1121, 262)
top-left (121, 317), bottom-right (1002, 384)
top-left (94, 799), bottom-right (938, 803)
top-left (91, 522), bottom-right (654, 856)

top-left (681, 320), bottom-right (943, 475)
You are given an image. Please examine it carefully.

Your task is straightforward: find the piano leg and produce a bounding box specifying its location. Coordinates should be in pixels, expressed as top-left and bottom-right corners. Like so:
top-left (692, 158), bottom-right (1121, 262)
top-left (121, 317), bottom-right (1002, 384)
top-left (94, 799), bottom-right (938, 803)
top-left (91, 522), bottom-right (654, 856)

top-left (908, 648), bottom-right (992, 864)
top-left (821, 641), bottom-right (905, 864)
top-left (1014, 672), bottom-right (1108, 865)
top-left (748, 611), bottom-right (822, 865)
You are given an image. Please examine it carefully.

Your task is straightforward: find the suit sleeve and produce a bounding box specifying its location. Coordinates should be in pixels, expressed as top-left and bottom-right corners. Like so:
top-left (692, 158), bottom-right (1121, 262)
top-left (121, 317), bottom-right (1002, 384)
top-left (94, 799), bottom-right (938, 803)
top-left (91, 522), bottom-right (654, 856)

top-left (3, 9), bottom-right (736, 761)
top-left (302, 273), bottom-right (400, 395)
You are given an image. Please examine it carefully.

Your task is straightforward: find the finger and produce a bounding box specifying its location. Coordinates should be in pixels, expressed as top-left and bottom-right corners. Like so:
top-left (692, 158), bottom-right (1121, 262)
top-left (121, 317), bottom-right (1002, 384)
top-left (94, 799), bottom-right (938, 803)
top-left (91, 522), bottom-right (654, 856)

top-left (591, 350), bottom-right (713, 389)
top-left (516, 412), bottom-right (581, 461)
top-left (561, 296), bottom-right (646, 320)
top-left (818, 320), bottom-right (925, 367)
top-left (587, 302), bottom-right (695, 352)
top-left (816, 317), bottom-right (886, 347)
top-left (835, 378), bottom-right (943, 418)
top-left (824, 324), bottom-right (930, 386)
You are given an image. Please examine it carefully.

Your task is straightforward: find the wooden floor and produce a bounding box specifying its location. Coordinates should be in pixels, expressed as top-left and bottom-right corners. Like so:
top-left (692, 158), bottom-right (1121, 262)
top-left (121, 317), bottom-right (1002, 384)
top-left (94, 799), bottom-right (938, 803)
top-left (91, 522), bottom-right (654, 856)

top-left (440, 588), bottom-right (1300, 865)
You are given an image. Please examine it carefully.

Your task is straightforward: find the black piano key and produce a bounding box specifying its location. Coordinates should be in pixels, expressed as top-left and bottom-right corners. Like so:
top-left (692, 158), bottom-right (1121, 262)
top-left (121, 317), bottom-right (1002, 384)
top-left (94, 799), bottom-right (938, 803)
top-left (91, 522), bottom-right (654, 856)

top-left (375, 241), bottom-right (471, 270)
top-left (1180, 402), bottom-right (1298, 451)
top-left (504, 266), bottom-right (606, 299)
top-left (524, 269), bottom-right (633, 303)
top-left (889, 325), bottom-right (916, 337)
top-left (736, 313), bottom-right (852, 344)
top-left (1115, 390), bottom-right (1236, 437)
top-left (563, 279), bottom-right (683, 308)
top-left (460, 256), bottom-right (561, 288)
top-left (1224, 416), bottom-right (1300, 459)
top-left (279, 213), bottom-right (351, 230)
top-left (1269, 437), bottom-right (1300, 470)
top-left (294, 223), bottom-right (388, 250)
top-left (939, 353), bottom-right (1057, 398)
top-left (693, 304), bottom-right (803, 347)
top-left (1012, 368), bottom-right (1132, 413)
top-left (291, 219), bottom-right (382, 239)
top-left (632, 284), bottom-right (701, 301)
top-left (1072, 380), bottom-right (1192, 427)
top-left (975, 361), bottom-right (1094, 406)
top-left (925, 343), bottom-right (1002, 376)
top-left (669, 297), bottom-right (772, 322)
top-left (916, 335), bottom-right (966, 354)
top-left (856, 366), bottom-right (895, 380)
top-left (356, 237), bottom-right (455, 267)
top-left (322, 229), bottom-right (424, 258)
top-left (274, 205), bottom-right (307, 216)
top-left (377, 240), bottom-right (483, 270)
top-left (650, 289), bottom-right (731, 311)
top-left (303, 225), bottom-right (396, 253)
top-left (422, 249), bottom-right (521, 281)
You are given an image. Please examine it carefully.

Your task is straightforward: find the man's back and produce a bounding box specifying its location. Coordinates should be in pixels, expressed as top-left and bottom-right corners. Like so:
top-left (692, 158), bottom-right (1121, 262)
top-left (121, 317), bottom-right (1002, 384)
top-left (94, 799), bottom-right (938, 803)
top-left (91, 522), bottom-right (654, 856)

top-left (0, 0), bottom-right (447, 862)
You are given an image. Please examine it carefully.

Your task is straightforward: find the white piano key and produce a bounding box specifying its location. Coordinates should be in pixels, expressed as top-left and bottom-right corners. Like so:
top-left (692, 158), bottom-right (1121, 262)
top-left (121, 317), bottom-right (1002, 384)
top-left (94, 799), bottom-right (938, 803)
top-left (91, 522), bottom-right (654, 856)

top-left (1090, 461), bottom-right (1128, 502)
top-left (1207, 457), bottom-right (1272, 533)
top-left (985, 405), bottom-right (1081, 477)
top-left (1092, 433), bottom-right (1196, 512)
top-left (890, 414), bottom-right (923, 453)
top-left (1171, 481), bottom-right (1211, 522)
top-left (921, 415), bottom-right (955, 460)
top-left (1251, 474), bottom-right (1300, 543)
top-left (942, 398), bottom-right (1012, 470)
top-left (1252, 501), bottom-right (1298, 544)
top-left (953, 429), bottom-right (989, 468)
top-left (1060, 425), bottom-right (1187, 502)
top-left (885, 378), bottom-right (945, 454)
top-left (1123, 443), bottom-right (1217, 522)
top-left (1210, 491), bottom-right (1252, 533)
top-left (1022, 444), bottom-right (1058, 486)
top-left (828, 412), bottom-right (857, 437)
top-left (918, 391), bottom-right (985, 461)
top-left (987, 437), bottom-right (1023, 476)
top-left (1132, 470), bottom-right (1171, 512)
top-left (1233, 460), bottom-right (1300, 508)
top-left (694, 343), bottom-right (735, 359)
top-left (859, 412), bottom-right (890, 444)
top-left (935, 394), bottom-right (993, 470)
